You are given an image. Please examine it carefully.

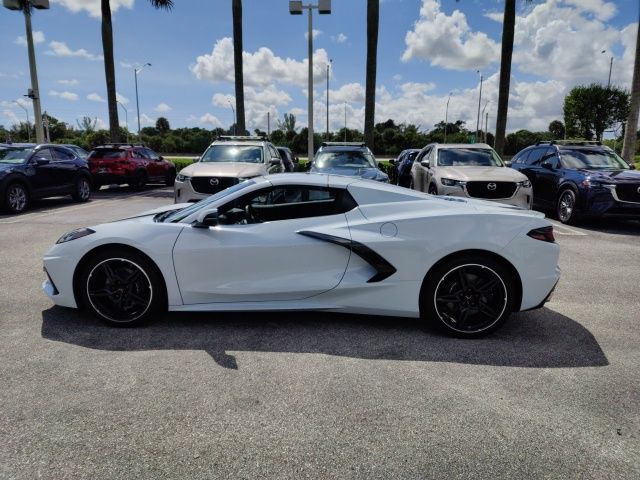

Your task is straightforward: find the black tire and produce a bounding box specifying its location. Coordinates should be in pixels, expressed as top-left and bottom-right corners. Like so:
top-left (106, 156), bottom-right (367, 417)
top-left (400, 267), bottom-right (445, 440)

top-left (421, 254), bottom-right (515, 338)
top-left (165, 168), bottom-right (176, 187)
top-left (129, 171), bottom-right (147, 191)
top-left (71, 175), bottom-right (92, 202)
top-left (428, 183), bottom-right (438, 195)
top-left (556, 188), bottom-right (579, 224)
top-left (78, 249), bottom-right (166, 327)
top-left (91, 181), bottom-right (102, 192)
top-left (3, 182), bottom-right (29, 214)
top-left (409, 178), bottom-right (415, 190)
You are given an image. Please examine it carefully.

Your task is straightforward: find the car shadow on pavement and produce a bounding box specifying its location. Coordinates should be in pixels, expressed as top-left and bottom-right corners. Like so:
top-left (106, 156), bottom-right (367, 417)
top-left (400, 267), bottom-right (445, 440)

top-left (575, 218), bottom-right (640, 236)
top-left (41, 306), bottom-right (609, 370)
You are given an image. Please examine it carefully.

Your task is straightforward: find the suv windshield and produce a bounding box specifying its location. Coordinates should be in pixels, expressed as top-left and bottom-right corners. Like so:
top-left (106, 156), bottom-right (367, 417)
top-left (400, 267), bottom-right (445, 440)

top-left (159, 180), bottom-right (257, 223)
top-left (314, 151), bottom-right (376, 170)
top-left (89, 149), bottom-right (127, 159)
top-left (201, 145), bottom-right (263, 164)
top-left (438, 148), bottom-right (504, 167)
top-left (0, 147), bottom-right (32, 164)
top-left (560, 149), bottom-right (629, 170)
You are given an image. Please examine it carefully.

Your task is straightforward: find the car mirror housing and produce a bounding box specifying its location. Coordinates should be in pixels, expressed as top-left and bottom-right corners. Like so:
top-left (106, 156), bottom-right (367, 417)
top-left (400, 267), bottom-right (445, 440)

top-left (35, 157), bottom-right (50, 166)
top-left (542, 161), bottom-right (553, 170)
top-left (194, 208), bottom-right (219, 228)
top-left (420, 159), bottom-right (430, 168)
top-left (270, 158), bottom-right (281, 165)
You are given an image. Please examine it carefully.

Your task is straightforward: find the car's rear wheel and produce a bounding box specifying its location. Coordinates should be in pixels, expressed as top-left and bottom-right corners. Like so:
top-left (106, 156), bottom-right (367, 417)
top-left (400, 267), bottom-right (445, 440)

top-left (129, 171), bottom-right (147, 191)
top-left (421, 255), bottom-right (515, 337)
top-left (165, 168), bottom-right (176, 187)
top-left (71, 175), bottom-right (92, 202)
top-left (557, 189), bottom-right (578, 224)
top-left (79, 249), bottom-right (166, 327)
top-left (428, 183), bottom-right (438, 195)
top-left (4, 182), bottom-right (29, 214)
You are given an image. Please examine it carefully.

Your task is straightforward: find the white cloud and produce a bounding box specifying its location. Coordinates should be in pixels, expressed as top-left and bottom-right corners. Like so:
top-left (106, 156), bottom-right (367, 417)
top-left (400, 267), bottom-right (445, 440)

top-left (304, 29), bottom-right (322, 41)
top-left (87, 93), bottom-right (106, 102)
top-left (58, 79), bottom-right (79, 86)
top-left (94, 118), bottom-right (108, 130)
top-left (563, 0), bottom-right (617, 21)
top-left (52, 0), bottom-right (134, 18)
top-left (116, 93), bottom-right (129, 105)
top-left (328, 83), bottom-right (366, 104)
top-left (45, 41), bottom-right (103, 61)
top-left (15, 31), bottom-right (45, 46)
top-left (199, 113), bottom-right (222, 128)
top-left (154, 103), bottom-right (172, 113)
top-left (331, 33), bottom-right (347, 43)
top-left (2, 109), bottom-right (21, 126)
top-left (402, 0), bottom-right (500, 70)
top-left (49, 90), bottom-right (78, 101)
top-left (484, 12), bottom-right (503, 23)
top-left (120, 61), bottom-right (134, 68)
top-left (214, 86), bottom-right (293, 130)
top-left (392, 74), bottom-right (402, 82)
top-left (191, 37), bottom-right (331, 88)
top-left (137, 114), bottom-right (154, 126)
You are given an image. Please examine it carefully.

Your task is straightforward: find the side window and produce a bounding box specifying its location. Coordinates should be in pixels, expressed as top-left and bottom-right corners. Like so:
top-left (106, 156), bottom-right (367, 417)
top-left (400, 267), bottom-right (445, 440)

top-left (512, 149), bottom-right (530, 164)
top-left (268, 145), bottom-right (280, 160)
top-left (32, 148), bottom-right (54, 163)
top-left (133, 148), bottom-right (148, 159)
top-left (53, 147), bottom-right (76, 162)
top-left (416, 148), bottom-right (429, 165)
top-left (526, 147), bottom-right (546, 166)
top-left (541, 147), bottom-right (559, 168)
top-left (145, 148), bottom-right (160, 160)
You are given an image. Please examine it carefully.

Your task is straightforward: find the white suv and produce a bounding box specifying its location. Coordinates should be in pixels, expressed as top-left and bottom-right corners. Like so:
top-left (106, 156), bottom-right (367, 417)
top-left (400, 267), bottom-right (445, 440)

top-left (174, 136), bottom-right (284, 203)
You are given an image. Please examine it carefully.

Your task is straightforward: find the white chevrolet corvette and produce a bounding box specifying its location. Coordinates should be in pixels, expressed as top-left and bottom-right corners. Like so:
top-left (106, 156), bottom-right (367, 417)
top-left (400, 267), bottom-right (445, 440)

top-left (43, 173), bottom-right (560, 337)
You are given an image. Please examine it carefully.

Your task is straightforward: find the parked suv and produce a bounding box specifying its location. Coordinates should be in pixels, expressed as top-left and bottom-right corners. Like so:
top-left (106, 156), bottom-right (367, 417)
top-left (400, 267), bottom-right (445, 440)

top-left (310, 142), bottom-right (389, 182)
top-left (410, 143), bottom-right (532, 209)
top-left (0, 143), bottom-right (92, 214)
top-left (511, 141), bottom-right (640, 223)
top-left (87, 144), bottom-right (176, 191)
top-left (174, 136), bottom-right (285, 203)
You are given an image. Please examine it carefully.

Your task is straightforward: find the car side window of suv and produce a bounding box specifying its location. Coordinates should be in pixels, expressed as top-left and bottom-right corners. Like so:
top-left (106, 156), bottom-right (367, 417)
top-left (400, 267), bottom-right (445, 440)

top-left (512, 149), bottom-right (531, 165)
top-left (268, 145), bottom-right (280, 162)
top-left (53, 147), bottom-right (75, 162)
top-left (133, 148), bottom-right (148, 159)
top-left (32, 148), bottom-right (54, 163)
top-left (540, 148), bottom-right (560, 169)
top-left (144, 148), bottom-right (160, 160)
top-left (525, 147), bottom-right (547, 167)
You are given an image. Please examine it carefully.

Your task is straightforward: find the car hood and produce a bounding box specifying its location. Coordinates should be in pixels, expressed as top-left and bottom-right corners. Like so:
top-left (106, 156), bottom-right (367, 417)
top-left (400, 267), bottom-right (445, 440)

top-left (438, 166), bottom-right (527, 182)
top-left (311, 166), bottom-right (388, 181)
top-left (578, 168), bottom-right (640, 183)
top-left (116, 202), bottom-right (192, 221)
top-left (0, 163), bottom-right (21, 175)
top-left (180, 162), bottom-right (266, 178)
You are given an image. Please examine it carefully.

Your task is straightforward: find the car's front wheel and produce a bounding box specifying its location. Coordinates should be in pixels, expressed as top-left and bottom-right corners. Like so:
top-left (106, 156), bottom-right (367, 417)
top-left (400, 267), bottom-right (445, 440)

top-left (557, 189), bottom-right (578, 224)
top-left (78, 249), bottom-right (166, 326)
top-left (421, 255), bottom-right (515, 337)
top-left (4, 182), bottom-right (29, 214)
top-left (71, 175), bottom-right (92, 202)
top-left (428, 183), bottom-right (438, 195)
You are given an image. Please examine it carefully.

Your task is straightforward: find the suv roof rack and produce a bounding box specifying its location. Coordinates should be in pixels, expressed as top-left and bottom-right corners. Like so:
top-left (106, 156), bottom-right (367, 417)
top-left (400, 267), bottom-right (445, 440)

top-left (95, 143), bottom-right (146, 148)
top-left (216, 135), bottom-right (267, 142)
top-left (320, 141), bottom-right (367, 147)
top-left (536, 140), bottom-right (602, 146)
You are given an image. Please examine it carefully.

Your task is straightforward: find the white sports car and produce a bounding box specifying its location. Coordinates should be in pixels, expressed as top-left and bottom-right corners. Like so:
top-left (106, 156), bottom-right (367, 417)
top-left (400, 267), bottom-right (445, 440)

top-left (42, 173), bottom-right (560, 337)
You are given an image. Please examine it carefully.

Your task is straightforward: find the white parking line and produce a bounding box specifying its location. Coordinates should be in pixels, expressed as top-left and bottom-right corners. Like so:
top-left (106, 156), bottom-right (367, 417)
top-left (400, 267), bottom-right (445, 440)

top-left (550, 221), bottom-right (588, 236)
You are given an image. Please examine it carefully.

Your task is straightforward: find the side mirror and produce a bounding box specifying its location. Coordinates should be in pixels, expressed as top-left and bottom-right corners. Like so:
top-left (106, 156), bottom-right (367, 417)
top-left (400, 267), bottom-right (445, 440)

top-left (629, 163), bottom-right (636, 170)
top-left (503, 160), bottom-right (512, 167)
top-left (158, 155), bottom-right (164, 161)
top-left (378, 162), bottom-right (385, 170)
top-left (387, 159), bottom-right (395, 165)
top-left (541, 160), bottom-right (553, 170)
top-left (193, 208), bottom-right (218, 228)
top-left (35, 157), bottom-right (50, 165)
top-left (270, 158), bottom-right (281, 165)
top-left (420, 159), bottom-right (430, 168)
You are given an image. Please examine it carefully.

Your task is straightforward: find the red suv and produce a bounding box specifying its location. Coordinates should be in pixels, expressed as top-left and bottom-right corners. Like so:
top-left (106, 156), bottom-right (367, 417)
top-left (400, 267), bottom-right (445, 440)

top-left (87, 144), bottom-right (176, 191)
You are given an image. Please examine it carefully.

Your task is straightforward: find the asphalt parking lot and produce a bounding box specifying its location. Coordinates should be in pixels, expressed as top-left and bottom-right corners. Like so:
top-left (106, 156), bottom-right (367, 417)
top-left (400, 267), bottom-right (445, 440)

top-left (1, 187), bottom-right (639, 479)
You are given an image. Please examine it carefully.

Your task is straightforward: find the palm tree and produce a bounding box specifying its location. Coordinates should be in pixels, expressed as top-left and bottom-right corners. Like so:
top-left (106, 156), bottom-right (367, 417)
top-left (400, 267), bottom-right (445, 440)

top-left (100, 0), bottom-right (173, 142)
top-left (364, 0), bottom-right (379, 151)
top-left (232, 0), bottom-right (246, 135)
top-left (621, 10), bottom-right (639, 163)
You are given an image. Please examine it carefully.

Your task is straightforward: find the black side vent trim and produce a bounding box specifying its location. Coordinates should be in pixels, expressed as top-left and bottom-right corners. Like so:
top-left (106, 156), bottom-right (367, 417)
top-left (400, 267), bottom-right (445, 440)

top-left (297, 231), bottom-right (397, 283)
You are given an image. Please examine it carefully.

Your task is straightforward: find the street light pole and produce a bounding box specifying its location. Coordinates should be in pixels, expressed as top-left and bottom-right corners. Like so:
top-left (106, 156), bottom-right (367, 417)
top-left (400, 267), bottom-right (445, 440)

top-left (117, 101), bottom-right (129, 142)
top-left (326, 59), bottom-right (332, 138)
top-left (289, 0), bottom-right (331, 159)
top-left (134, 62), bottom-right (151, 139)
top-left (14, 101), bottom-right (31, 142)
top-left (344, 101), bottom-right (347, 142)
top-left (475, 71), bottom-right (483, 142)
top-left (601, 50), bottom-right (613, 88)
top-left (228, 99), bottom-right (236, 135)
top-left (481, 100), bottom-right (490, 142)
top-left (444, 93), bottom-right (451, 144)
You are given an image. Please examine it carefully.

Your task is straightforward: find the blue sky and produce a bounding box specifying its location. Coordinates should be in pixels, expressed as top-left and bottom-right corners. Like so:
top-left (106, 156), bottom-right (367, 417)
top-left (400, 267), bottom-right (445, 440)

top-left (1, 0), bottom-right (638, 136)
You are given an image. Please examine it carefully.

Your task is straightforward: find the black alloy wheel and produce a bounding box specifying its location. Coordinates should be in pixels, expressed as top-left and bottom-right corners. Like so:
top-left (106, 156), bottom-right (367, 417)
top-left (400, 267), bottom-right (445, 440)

top-left (4, 182), bottom-right (29, 214)
top-left (79, 250), bottom-right (165, 326)
top-left (130, 171), bottom-right (147, 191)
top-left (422, 256), bottom-right (515, 337)
top-left (71, 176), bottom-right (92, 202)
top-left (557, 189), bottom-right (577, 224)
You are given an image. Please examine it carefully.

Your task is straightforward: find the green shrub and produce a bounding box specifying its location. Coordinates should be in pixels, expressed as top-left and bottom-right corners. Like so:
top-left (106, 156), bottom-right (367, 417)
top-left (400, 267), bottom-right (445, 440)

top-left (168, 158), bottom-right (196, 172)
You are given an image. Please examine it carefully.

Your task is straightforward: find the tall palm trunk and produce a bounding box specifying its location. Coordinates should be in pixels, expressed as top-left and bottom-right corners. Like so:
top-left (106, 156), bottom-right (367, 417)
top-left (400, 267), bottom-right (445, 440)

top-left (494, 0), bottom-right (515, 156)
top-left (232, 0), bottom-right (246, 135)
top-left (364, 0), bottom-right (379, 151)
top-left (621, 13), bottom-right (640, 163)
top-left (101, 0), bottom-right (120, 142)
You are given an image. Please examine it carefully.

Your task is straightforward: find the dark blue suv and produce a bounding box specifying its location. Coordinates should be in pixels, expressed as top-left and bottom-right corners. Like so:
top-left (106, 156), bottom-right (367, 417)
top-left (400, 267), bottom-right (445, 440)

top-left (511, 141), bottom-right (640, 224)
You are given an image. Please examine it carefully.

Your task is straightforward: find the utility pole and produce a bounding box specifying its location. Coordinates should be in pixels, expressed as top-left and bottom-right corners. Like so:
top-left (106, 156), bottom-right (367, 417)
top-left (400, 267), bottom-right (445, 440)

top-left (485, 112), bottom-right (489, 144)
top-left (475, 71), bottom-right (483, 142)
top-left (134, 63), bottom-right (151, 138)
top-left (267, 111), bottom-right (270, 136)
top-left (228, 99), bottom-right (236, 135)
top-left (326, 59), bottom-right (332, 138)
top-left (42, 111), bottom-right (50, 142)
top-left (117, 101), bottom-right (129, 142)
top-left (444, 93), bottom-right (451, 144)
top-left (344, 102), bottom-right (347, 142)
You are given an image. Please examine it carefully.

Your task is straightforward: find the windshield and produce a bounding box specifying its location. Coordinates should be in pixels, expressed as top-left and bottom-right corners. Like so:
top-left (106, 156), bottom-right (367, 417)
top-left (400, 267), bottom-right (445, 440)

top-left (160, 179), bottom-right (257, 223)
top-left (0, 147), bottom-right (32, 164)
top-left (560, 149), bottom-right (629, 170)
top-left (438, 148), bottom-right (504, 167)
top-left (201, 145), bottom-right (264, 164)
top-left (313, 151), bottom-right (377, 170)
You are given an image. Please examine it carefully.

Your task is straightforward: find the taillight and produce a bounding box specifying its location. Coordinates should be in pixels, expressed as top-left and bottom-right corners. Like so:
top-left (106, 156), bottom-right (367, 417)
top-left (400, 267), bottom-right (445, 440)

top-left (527, 226), bottom-right (555, 243)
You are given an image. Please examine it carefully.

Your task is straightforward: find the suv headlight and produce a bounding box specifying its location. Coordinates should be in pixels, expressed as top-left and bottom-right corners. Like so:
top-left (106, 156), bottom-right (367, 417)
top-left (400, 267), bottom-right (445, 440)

top-left (581, 178), bottom-right (604, 188)
top-left (518, 179), bottom-right (532, 188)
top-left (441, 178), bottom-right (465, 187)
top-left (176, 174), bottom-right (190, 182)
top-left (56, 228), bottom-right (95, 244)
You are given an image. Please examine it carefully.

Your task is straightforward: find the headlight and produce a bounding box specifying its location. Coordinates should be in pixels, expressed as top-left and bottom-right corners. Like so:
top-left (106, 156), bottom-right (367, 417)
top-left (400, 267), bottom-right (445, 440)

top-left (518, 179), bottom-right (532, 188)
top-left (441, 178), bottom-right (465, 186)
top-left (56, 228), bottom-right (95, 244)
top-left (176, 174), bottom-right (190, 182)
top-left (581, 178), bottom-right (604, 188)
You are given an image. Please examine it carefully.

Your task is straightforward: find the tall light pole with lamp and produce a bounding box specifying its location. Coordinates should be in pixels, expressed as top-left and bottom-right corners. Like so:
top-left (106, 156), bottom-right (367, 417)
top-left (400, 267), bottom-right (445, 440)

top-left (228, 98), bottom-right (236, 135)
top-left (3, 0), bottom-right (49, 144)
top-left (14, 100), bottom-right (31, 142)
top-left (481, 100), bottom-right (490, 142)
top-left (444, 92), bottom-right (452, 143)
top-left (289, 0), bottom-right (331, 159)
top-left (117, 100), bottom-right (129, 142)
top-left (134, 62), bottom-right (151, 139)
top-left (601, 50), bottom-right (613, 88)
top-left (326, 58), bottom-right (332, 138)
top-left (475, 70), bottom-right (483, 142)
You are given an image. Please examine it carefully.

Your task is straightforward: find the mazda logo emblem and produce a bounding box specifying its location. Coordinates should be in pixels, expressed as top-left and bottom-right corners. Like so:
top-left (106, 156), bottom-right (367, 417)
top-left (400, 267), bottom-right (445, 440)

top-left (487, 183), bottom-right (497, 191)
top-left (209, 178), bottom-right (219, 186)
